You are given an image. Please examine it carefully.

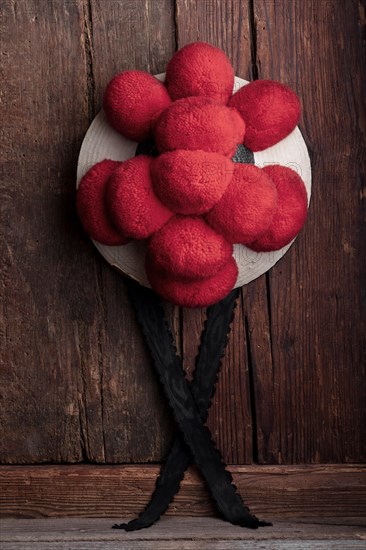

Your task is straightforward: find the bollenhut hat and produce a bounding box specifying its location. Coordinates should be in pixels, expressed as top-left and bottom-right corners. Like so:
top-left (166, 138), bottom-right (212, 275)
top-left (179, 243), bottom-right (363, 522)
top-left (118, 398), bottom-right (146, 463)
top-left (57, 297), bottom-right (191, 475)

top-left (76, 42), bottom-right (311, 530)
top-left (77, 42), bottom-right (311, 308)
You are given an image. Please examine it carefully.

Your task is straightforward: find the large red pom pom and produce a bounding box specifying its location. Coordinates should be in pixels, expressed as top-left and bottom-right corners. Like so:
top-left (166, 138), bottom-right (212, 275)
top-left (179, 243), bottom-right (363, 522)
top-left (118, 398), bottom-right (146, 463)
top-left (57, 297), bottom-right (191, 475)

top-left (154, 97), bottom-right (245, 157)
top-left (77, 160), bottom-right (129, 246)
top-left (228, 80), bottom-right (301, 152)
top-left (248, 165), bottom-right (308, 251)
top-left (146, 257), bottom-right (238, 308)
top-left (165, 42), bottom-right (234, 104)
top-left (206, 164), bottom-right (278, 244)
top-left (107, 156), bottom-right (173, 239)
top-left (151, 150), bottom-right (234, 215)
top-left (103, 71), bottom-right (171, 142)
top-left (147, 216), bottom-right (233, 280)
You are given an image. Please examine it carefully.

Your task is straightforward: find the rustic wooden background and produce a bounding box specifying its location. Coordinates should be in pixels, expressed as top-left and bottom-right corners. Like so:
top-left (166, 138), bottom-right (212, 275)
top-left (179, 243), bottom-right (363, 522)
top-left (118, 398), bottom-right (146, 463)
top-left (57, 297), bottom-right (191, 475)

top-left (1, 0), bottom-right (365, 480)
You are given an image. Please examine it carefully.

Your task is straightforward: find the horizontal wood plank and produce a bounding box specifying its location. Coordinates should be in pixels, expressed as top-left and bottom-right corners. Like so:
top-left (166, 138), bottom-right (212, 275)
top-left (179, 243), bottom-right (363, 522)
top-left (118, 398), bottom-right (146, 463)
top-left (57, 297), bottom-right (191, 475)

top-left (0, 464), bottom-right (365, 521)
top-left (2, 542), bottom-right (365, 550)
top-left (1, 517), bottom-right (365, 550)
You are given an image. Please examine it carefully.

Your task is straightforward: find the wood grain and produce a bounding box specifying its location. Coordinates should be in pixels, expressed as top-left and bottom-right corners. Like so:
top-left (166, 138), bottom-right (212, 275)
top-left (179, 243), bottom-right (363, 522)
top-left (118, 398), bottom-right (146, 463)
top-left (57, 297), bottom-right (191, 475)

top-left (2, 542), bottom-right (366, 550)
top-left (1, 464), bottom-right (365, 521)
top-left (2, 542), bottom-right (365, 550)
top-left (0, 0), bottom-right (97, 463)
top-left (0, 0), bottom-right (177, 464)
top-left (1, 517), bottom-right (365, 550)
top-left (250, 0), bottom-right (366, 463)
top-left (84, 0), bottom-right (177, 463)
top-left (1, 0), bottom-right (365, 473)
top-left (175, 0), bottom-right (254, 465)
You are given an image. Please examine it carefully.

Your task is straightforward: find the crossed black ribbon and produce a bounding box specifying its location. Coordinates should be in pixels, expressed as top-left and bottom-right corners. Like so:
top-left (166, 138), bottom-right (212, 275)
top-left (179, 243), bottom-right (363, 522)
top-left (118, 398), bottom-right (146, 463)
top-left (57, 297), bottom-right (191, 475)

top-left (113, 279), bottom-right (271, 530)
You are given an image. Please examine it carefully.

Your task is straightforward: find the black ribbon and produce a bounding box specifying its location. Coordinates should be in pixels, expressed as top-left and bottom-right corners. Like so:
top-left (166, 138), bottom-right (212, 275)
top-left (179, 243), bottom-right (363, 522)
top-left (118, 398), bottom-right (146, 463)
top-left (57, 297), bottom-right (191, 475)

top-left (113, 279), bottom-right (271, 530)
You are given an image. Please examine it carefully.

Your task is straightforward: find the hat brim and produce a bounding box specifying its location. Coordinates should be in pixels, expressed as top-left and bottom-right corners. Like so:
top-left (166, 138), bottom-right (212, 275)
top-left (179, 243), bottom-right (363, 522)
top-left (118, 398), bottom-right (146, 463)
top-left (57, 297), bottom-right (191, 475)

top-left (77, 75), bottom-right (311, 289)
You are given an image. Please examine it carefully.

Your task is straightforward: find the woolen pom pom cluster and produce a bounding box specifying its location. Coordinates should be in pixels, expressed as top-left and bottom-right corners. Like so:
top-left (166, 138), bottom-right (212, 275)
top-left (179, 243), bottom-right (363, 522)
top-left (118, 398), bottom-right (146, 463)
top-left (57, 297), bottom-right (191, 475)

top-left (78, 41), bottom-right (308, 307)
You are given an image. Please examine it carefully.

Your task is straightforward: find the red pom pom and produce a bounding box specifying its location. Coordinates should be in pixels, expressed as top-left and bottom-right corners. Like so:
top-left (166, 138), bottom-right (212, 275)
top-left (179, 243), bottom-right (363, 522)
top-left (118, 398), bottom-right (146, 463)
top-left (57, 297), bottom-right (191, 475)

top-left (77, 160), bottom-right (129, 246)
top-left (107, 156), bottom-right (173, 239)
top-left (248, 165), bottom-right (308, 251)
top-left (146, 257), bottom-right (238, 308)
top-left (206, 164), bottom-right (278, 244)
top-left (154, 97), bottom-right (245, 157)
top-left (147, 216), bottom-right (233, 280)
top-left (151, 150), bottom-right (234, 215)
top-left (228, 80), bottom-right (301, 152)
top-left (103, 71), bottom-right (171, 142)
top-left (165, 42), bottom-right (234, 104)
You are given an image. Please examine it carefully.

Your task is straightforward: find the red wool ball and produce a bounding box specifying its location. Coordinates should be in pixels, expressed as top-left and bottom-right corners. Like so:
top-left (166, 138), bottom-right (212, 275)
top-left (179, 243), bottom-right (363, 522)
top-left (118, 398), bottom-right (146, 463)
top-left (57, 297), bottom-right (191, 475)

top-left (151, 150), bottom-right (234, 215)
top-left (165, 42), bottom-right (234, 104)
top-left (146, 257), bottom-right (238, 308)
top-left (206, 164), bottom-right (278, 244)
top-left (103, 71), bottom-right (171, 142)
top-left (154, 96), bottom-right (245, 157)
top-left (228, 80), bottom-right (301, 152)
top-left (107, 155), bottom-right (173, 239)
top-left (147, 216), bottom-right (233, 280)
top-left (77, 159), bottom-right (129, 246)
top-left (248, 165), bottom-right (308, 252)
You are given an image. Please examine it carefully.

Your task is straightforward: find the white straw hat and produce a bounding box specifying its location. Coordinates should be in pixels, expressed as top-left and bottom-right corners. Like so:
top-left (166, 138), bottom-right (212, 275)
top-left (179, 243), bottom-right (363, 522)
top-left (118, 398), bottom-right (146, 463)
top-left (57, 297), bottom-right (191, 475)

top-left (77, 74), bottom-right (311, 292)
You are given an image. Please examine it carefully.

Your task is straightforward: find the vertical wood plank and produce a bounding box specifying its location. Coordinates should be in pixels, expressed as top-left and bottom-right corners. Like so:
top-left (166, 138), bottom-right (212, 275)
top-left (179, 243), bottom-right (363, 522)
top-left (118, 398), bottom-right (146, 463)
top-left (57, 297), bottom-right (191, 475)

top-left (242, 278), bottom-right (278, 464)
top-left (175, 0), bottom-right (254, 464)
top-left (252, 0), bottom-right (366, 463)
top-left (86, 0), bottom-right (177, 462)
top-left (0, 0), bottom-right (97, 462)
top-left (0, 0), bottom-right (177, 464)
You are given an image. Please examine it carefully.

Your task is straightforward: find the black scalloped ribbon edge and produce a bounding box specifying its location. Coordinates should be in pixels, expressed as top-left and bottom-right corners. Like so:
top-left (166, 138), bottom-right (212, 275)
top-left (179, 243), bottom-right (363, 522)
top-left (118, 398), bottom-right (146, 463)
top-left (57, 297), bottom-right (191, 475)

top-left (114, 279), bottom-right (271, 530)
top-left (115, 287), bottom-right (239, 530)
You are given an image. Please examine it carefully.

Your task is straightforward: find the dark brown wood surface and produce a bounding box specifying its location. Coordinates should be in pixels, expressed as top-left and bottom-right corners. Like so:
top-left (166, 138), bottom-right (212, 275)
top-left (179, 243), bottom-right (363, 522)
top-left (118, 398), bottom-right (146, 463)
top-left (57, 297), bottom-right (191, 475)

top-left (250, 0), bottom-right (366, 464)
top-left (2, 517), bottom-right (365, 550)
top-left (1, 0), bottom-right (365, 467)
top-left (1, 464), bottom-right (365, 521)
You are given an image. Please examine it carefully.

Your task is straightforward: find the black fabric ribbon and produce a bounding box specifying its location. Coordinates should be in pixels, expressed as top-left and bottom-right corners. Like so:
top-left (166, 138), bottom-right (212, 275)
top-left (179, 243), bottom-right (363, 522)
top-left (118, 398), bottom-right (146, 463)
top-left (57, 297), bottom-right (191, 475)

top-left (113, 279), bottom-right (271, 530)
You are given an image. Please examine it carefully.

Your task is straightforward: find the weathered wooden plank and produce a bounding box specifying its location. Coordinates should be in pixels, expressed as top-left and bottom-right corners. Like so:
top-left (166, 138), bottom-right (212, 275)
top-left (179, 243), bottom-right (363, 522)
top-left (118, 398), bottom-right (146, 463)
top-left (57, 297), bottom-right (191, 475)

top-left (0, 0), bottom-right (101, 463)
top-left (1, 517), bottom-right (365, 550)
top-left (3, 542), bottom-right (365, 550)
top-left (1, 0), bottom-right (365, 472)
top-left (82, 0), bottom-right (177, 463)
top-left (175, 0), bottom-right (255, 465)
top-left (2, 516), bottom-right (365, 540)
top-left (241, 279), bottom-right (278, 464)
top-left (0, 0), bottom-right (177, 464)
top-left (251, 0), bottom-right (366, 463)
top-left (1, 464), bottom-right (365, 520)
top-left (89, 0), bottom-right (176, 107)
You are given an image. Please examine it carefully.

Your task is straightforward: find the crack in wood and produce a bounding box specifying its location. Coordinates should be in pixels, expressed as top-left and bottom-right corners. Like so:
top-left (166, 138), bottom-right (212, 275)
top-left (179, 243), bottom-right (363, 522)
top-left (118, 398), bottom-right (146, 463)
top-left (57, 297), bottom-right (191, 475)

top-left (243, 309), bottom-right (259, 464)
top-left (81, 0), bottom-right (95, 121)
top-left (173, 0), bottom-right (179, 51)
top-left (264, 273), bottom-right (275, 388)
top-left (94, 261), bottom-right (107, 463)
top-left (248, 0), bottom-right (259, 80)
top-left (80, 0), bottom-right (106, 462)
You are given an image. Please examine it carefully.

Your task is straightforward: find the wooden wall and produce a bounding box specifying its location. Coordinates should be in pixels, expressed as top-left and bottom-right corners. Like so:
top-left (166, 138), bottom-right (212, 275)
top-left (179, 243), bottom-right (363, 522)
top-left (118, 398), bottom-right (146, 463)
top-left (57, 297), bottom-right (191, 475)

top-left (1, 0), bottom-right (365, 475)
